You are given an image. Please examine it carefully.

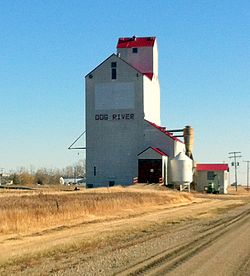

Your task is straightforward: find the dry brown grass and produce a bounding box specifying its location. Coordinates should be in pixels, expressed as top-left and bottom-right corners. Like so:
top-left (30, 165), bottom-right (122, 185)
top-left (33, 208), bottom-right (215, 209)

top-left (227, 186), bottom-right (250, 194)
top-left (0, 186), bottom-right (192, 234)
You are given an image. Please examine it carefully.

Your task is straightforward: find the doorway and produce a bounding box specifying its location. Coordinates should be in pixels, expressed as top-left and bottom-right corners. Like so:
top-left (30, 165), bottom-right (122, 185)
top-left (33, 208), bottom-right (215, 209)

top-left (138, 159), bottom-right (162, 183)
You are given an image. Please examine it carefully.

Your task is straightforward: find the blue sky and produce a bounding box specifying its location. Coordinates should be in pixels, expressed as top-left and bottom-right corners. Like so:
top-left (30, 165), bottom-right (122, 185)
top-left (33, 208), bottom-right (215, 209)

top-left (0, 0), bottom-right (249, 183)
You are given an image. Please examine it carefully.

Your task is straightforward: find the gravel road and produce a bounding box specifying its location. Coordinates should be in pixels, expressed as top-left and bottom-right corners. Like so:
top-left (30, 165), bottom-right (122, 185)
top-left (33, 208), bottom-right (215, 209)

top-left (56, 204), bottom-right (250, 276)
top-left (1, 196), bottom-right (249, 276)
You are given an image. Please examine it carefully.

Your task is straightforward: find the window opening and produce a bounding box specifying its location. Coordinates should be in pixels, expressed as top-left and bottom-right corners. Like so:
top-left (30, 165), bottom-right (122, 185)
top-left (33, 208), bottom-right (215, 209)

top-left (132, 48), bottom-right (138, 53)
top-left (111, 68), bottom-right (117, 79)
top-left (207, 171), bottom-right (215, 180)
top-left (109, 181), bottom-right (115, 187)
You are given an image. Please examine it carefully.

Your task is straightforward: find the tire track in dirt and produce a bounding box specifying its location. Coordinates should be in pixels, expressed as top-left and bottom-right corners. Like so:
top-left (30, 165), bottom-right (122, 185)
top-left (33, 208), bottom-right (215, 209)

top-left (116, 208), bottom-right (250, 276)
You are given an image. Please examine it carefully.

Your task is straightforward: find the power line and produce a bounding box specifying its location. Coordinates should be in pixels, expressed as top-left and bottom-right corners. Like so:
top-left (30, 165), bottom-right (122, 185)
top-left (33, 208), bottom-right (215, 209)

top-left (228, 151), bottom-right (242, 192)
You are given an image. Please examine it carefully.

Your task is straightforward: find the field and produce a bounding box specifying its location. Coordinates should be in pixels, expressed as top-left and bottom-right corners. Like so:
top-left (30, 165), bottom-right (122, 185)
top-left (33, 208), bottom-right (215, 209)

top-left (0, 185), bottom-right (192, 234)
top-left (0, 185), bottom-right (249, 275)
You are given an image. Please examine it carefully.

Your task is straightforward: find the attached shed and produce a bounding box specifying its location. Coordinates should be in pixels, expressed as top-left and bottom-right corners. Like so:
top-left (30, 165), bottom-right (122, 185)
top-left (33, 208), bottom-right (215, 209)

top-left (138, 147), bottom-right (168, 184)
top-left (194, 164), bottom-right (229, 194)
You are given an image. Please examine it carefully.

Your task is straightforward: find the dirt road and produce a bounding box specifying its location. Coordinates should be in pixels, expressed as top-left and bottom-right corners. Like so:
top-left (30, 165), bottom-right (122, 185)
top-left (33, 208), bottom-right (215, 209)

top-left (118, 204), bottom-right (250, 276)
top-left (0, 194), bottom-right (249, 275)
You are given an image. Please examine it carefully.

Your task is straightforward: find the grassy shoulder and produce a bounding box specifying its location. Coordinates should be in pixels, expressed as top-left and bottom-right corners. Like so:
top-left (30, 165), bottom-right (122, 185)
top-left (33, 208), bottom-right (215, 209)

top-left (0, 185), bottom-right (193, 235)
top-left (0, 185), bottom-right (248, 272)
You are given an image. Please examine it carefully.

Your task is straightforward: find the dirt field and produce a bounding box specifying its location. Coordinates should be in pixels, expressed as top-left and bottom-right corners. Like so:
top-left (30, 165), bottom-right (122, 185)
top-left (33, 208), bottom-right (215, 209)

top-left (0, 185), bottom-right (249, 275)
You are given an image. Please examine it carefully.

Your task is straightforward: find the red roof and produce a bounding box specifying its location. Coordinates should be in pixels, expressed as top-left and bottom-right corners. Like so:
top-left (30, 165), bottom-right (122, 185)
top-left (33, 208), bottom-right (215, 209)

top-left (151, 147), bottom-right (168, 156)
top-left (145, 120), bottom-right (184, 143)
top-left (117, 36), bottom-right (156, 48)
top-left (138, 146), bottom-right (168, 157)
top-left (196, 164), bottom-right (229, 171)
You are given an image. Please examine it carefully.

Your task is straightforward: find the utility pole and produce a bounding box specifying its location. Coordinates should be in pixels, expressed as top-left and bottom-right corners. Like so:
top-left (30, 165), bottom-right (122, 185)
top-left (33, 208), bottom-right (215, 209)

top-left (243, 160), bottom-right (250, 191)
top-left (228, 152), bottom-right (242, 192)
top-left (0, 168), bottom-right (4, 186)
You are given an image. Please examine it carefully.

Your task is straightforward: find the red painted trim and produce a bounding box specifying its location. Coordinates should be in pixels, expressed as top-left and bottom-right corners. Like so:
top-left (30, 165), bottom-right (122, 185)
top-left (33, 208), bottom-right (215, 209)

top-left (144, 73), bottom-right (153, 80)
top-left (138, 146), bottom-right (169, 157)
top-left (196, 164), bottom-right (229, 171)
top-left (151, 147), bottom-right (168, 156)
top-left (145, 120), bottom-right (184, 143)
top-left (117, 37), bottom-right (155, 48)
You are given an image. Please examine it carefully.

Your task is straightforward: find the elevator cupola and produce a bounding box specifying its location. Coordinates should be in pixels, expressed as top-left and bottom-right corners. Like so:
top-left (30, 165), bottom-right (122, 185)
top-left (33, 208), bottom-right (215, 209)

top-left (117, 36), bottom-right (158, 80)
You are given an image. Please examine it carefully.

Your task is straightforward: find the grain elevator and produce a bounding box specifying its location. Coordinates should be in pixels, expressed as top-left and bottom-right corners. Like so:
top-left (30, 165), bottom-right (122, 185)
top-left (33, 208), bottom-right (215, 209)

top-left (85, 36), bottom-right (193, 188)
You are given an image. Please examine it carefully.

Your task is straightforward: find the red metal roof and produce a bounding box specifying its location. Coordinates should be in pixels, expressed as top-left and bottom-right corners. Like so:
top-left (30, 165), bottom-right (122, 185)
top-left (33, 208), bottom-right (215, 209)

top-left (138, 146), bottom-right (169, 157)
top-left (196, 164), bottom-right (229, 171)
top-left (117, 36), bottom-right (156, 48)
top-left (151, 147), bottom-right (168, 156)
top-left (145, 120), bottom-right (184, 143)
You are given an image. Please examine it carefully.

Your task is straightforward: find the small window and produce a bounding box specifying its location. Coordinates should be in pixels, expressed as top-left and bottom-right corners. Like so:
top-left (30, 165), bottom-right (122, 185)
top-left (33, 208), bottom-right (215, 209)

top-left (87, 184), bottom-right (93, 188)
top-left (94, 166), bottom-right (96, 176)
top-left (207, 171), bottom-right (215, 180)
top-left (109, 181), bottom-right (115, 187)
top-left (111, 68), bottom-right (117, 79)
top-left (111, 62), bottom-right (117, 68)
top-left (132, 48), bottom-right (138, 53)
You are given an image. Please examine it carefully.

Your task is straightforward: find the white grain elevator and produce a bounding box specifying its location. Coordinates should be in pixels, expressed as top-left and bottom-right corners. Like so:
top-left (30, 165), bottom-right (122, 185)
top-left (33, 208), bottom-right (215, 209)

top-left (85, 36), bottom-right (188, 187)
